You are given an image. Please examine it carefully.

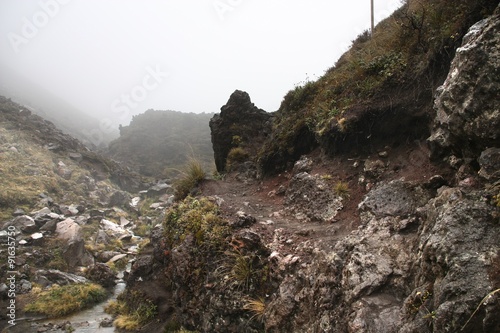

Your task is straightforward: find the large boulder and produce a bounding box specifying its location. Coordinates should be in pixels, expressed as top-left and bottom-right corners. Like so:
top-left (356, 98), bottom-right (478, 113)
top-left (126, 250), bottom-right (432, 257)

top-left (210, 90), bottom-right (272, 172)
top-left (56, 218), bottom-right (94, 269)
top-left (428, 8), bottom-right (500, 161)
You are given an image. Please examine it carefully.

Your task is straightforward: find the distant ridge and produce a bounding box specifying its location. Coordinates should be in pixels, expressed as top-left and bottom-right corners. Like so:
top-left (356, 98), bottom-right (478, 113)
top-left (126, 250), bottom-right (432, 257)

top-left (107, 109), bottom-right (215, 177)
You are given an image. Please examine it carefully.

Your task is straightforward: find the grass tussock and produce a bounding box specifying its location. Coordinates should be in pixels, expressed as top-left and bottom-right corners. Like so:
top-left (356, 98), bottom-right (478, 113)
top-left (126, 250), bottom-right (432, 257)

top-left (173, 158), bottom-right (206, 200)
top-left (227, 147), bottom-right (249, 164)
top-left (105, 295), bottom-right (157, 330)
top-left (243, 297), bottom-right (266, 323)
top-left (25, 283), bottom-right (107, 317)
top-left (334, 181), bottom-right (350, 199)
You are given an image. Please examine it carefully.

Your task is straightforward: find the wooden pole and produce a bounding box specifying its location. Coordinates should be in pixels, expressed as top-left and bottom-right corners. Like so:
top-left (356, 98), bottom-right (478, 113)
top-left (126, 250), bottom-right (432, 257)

top-left (371, 0), bottom-right (374, 36)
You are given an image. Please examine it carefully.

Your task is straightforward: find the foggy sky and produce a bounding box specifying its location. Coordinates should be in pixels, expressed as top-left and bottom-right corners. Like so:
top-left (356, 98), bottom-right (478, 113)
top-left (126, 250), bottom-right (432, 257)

top-left (0, 0), bottom-right (401, 126)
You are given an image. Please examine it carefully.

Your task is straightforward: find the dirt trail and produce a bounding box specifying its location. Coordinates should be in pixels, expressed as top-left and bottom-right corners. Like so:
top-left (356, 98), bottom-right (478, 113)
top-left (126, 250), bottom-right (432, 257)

top-left (200, 142), bottom-right (447, 253)
top-left (200, 172), bottom-right (353, 252)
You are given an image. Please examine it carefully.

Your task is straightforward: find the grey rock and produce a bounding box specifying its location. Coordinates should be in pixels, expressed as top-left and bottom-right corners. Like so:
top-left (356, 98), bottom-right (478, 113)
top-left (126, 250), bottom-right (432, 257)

top-left (230, 211), bottom-right (257, 228)
top-left (478, 147), bottom-right (500, 180)
top-left (56, 160), bottom-right (73, 180)
top-left (292, 156), bottom-right (313, 173)
top-left (99, 318), bottom-right (114, 327)
top-left (39, 219), bottom-right (58, 233)
top-left (12, 208), bottom-right (25, 216)
top-left (68, 152), bottom-right (83, 162)
top-left (109, 190), bottom-right (132, 208)
top-left (95, 229), bottom-right (110, 245)
top-left (285, 172), bottom-right (343, 222)
top-left (35, 269), bottom-right (87, 287)
top-left (358, 179), bottom-right (430, 218)
top-left (100, 219), bottom-right (129, 238)
top-left (18, 279), bottom-right (32, 293)
top-left (428, 11), bottom-right (500, 161)
top-left (10, 215), bottom-right (38, 234)
top-left (56, 218), bottom-right (94, 269)
top-left (147, 182), bottom-right (173, 197)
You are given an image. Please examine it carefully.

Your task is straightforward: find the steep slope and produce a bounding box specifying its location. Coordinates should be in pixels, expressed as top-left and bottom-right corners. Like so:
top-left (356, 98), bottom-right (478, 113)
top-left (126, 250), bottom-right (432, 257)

top-left (258, 0), bottom-right (497, 175)
top-left (107, 109), bottom-right (215, 177)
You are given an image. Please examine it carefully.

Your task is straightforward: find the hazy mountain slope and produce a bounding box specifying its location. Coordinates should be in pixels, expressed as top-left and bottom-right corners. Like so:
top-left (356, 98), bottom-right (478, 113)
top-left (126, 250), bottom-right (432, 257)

top-left (0, 65), bottom-right (118, 148)
top-left (0, 96), bottom-right (143, 219)
top-left (107, 109), bottom-right (215, 177)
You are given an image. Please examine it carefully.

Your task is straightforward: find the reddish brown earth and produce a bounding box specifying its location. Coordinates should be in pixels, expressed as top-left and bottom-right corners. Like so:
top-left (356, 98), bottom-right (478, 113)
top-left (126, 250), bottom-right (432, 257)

top-left (200, 141), bottom-right (450, 253)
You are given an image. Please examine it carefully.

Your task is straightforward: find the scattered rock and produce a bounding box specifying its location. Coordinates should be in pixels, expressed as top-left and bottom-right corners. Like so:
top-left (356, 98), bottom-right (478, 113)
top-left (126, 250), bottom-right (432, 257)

top-left (364, 159), bottom-right (386, 179)
top-left (56, 218), bottom-right (94, 269)
top-left (230, 211), bottom-right (257, 228)
top-left (56, 160), bottom-right (73, 180)
top-left (109, 190), bottom-right (132, 208)
top-left (292, 156), bottom-right (313, 173)
top-left (147, 182), bottom-right (172, 197)
top-left (12, 208), bottom-right (25, 216)
top-left (100, 317), bottom-right (114, 327)
top-left (9, 215), bottom-right (38, 234)
top-left (100, 219), bottom-right (130, 238)
top-left (68, 152), bottom-right (83, 162)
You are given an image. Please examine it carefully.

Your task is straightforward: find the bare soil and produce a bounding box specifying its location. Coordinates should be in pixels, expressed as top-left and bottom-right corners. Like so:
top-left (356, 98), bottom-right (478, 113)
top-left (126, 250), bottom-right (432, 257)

top-left (201, 141), bottom-right (450, 252)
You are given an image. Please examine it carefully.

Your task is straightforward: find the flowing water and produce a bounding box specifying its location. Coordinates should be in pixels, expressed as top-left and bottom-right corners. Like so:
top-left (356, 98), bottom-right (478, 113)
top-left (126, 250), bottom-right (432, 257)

top-left (6, 275), bottom-right (126, 333)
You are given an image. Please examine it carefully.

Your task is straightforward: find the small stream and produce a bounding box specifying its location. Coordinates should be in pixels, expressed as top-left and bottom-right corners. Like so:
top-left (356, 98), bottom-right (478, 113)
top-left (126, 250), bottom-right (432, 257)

top-left (8, 273), bottom-right (126, 333)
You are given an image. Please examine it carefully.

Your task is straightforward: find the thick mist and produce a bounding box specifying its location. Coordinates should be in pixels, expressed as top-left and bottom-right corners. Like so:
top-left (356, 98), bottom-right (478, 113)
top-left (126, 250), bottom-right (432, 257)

top-left (0, 0), bottom-right (401, 134)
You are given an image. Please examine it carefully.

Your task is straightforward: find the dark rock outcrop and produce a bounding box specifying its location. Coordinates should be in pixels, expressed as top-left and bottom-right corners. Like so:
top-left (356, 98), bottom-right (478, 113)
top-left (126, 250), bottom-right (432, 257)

top-left (85, 263), bottom-right (117, 287)
top-left (210, 90), bottom-right (272, 173)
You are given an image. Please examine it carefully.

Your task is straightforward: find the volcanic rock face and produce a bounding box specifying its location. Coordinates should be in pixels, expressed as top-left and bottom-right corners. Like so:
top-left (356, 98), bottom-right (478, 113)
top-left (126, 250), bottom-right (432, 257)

top-left (210, 90), bottom-right (272, 173)
top-left (428, 7), bottom-right (500, 161)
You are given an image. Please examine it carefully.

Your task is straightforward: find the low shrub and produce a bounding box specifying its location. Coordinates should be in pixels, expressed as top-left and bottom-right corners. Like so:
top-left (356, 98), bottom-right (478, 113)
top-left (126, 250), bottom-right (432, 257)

top-left (163, 196), bottom-right (229, 250)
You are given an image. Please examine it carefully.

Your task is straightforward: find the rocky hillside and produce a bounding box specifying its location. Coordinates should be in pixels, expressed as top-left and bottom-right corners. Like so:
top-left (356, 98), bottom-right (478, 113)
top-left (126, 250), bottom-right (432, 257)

top-left (0, 97), bottom-right (174, 331)
top-left (256, 0), bottom-right (497, 175)
top-left (107, 110), bottom-right (215, 177)
top-left (115, 2), bottom-right (499, 333)
top-left (0, 1), bottom-right (498, 333)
